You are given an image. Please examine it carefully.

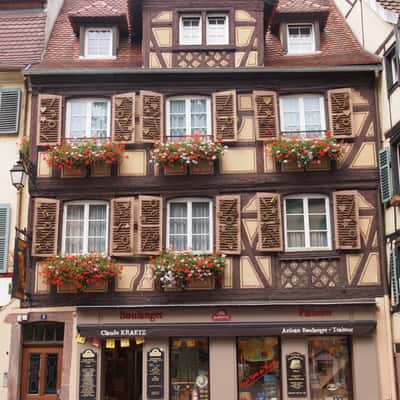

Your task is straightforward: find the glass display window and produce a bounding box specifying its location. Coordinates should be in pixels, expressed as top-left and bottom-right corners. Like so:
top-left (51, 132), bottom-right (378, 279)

top-left (237, 337), bottom-right (281, 400)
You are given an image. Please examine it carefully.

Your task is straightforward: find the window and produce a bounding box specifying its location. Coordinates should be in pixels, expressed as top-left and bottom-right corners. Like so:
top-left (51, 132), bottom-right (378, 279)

top-left (66, 99), bottom-right (110, 139)
top-left (284, 195), bottom-right (331, 251)
top-left (207, 15), bottom-right (228, 45)
top-left (280, 95), bottom-right (326, 137)
top-left (308, 337), bottom-right (353, 399)
top-left (386, 47), bottom-right (399, 89)
top-left (170, 338), bottom-right (209, 400)
top-left (62, 201), bottom-right (108, 254)
top-left (84, 28), bottom-right (113, 58)
top-left (0, 88), bottom-right (21, 134)
top-left (238, 337), bottom-right (281, 399)
top-left (167, 198), bottom-right (213, 252)
top-left (167, 96), bottom-right (211, 139)
top-left (180, 16), bottom-right (202, 45)
top-left (287, 24), bottom-right (315, 54)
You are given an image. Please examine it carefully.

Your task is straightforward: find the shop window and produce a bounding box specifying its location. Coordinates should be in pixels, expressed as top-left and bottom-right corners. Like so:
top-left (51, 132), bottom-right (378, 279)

top-left (279, 95), bottom-right (326, 138)
top-left (170, 338), bottom-right (209, 400)
top-left (284, 195), bottom-right (331, 251)
top-left (287, 24), bottom-right (316, 54)
top-left (308, 336), bottom-right (353, 400)
top-left (167, 198), bottom-right (213, 252)
top-left (238, 337), bottom-right (281, 400)
top-left (62, 201), bottom-right (108, 254)
top-left (84, 27), bottom-right (114, 58)
top-left (66, 98), bottom-right (111, 139)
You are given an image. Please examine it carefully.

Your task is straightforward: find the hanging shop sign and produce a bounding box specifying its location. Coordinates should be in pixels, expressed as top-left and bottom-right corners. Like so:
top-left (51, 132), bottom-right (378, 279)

top-left (147, 348), bottom-right (164, 400)
top-left (79, 349), bottom-right (97, 400)
top-left (286, 352), bottom-right (307, 397)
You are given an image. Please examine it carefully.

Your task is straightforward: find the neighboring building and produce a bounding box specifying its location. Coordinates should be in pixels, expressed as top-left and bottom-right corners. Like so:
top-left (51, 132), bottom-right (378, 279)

top-left (9, 0), bottom-right (394, 399)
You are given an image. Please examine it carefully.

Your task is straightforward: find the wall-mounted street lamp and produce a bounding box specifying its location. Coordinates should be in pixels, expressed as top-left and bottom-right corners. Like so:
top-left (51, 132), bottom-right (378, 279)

top-left (9, 160), bottom-right (26, 191)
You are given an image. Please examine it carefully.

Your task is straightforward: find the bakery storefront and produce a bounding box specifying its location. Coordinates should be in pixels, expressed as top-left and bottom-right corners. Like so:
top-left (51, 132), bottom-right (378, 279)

top-left (76, 303), bottom-right (380, 400)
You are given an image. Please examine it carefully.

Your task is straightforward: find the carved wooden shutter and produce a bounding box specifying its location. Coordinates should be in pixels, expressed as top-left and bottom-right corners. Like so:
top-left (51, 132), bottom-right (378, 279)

top-left (328, 89), bottom-right (354, 137)
top-left (37, 94), bottom-right (62, 146)
top-left (138, 196), bottom-right (163, 254)
top-left (112, 93), bottom-right (135, 143)
top-left (110, 198), bottom-right (134, 256)
top-left (139, 91), bottom-right (164, 142)
top-left (215, 195), bottom-right (241, 254)
top-left (256, 193), bottom-right (283, 251)
top-left (253, 91), bottom-right (279, 140)
top-left (333, 191), bottom-right (360, 250)
top-left (212, 90), bottom-right (237, 142)
top-left (32, 198), bottom-right (60, 257)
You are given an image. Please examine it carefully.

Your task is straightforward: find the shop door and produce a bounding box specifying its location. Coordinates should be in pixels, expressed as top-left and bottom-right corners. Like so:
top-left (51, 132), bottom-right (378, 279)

top-left (21, 346), bottom-right (63, 400)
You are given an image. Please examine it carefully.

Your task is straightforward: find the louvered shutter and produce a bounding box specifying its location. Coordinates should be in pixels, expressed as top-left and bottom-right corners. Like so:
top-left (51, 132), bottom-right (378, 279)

top-left (215, 195), bottom-right (241, 254)
top-left (212, 90), bottom-right (238, 142)
top-left (378, 147), bottom-right (393, 203)
top-left (333, 191), bottom-right (360, 250)
top-left (328, 88), bottom-right (354, 137)
top-left (0, 205), bottom-right (10, 273)
top-left (253, 91), bottom-right (279, 140)
top-left (0, 89), bottom-right (21, 134)
top-left (110, 198), bottom-right (135, 256)
top-left (390, 247), bottom-right (400, 307)
top-left (139, 91), bottom-right (164, 142)
top-left (138, 196), bottom-right (163, 254)
top-left (32, 198), bottom-right (60, 257)
top-left (37, 94), bottom-right (62, 146)
top-left (256, 193), bottom-right (283, 251)
top-left (112, 93), bottom-right (135, 143)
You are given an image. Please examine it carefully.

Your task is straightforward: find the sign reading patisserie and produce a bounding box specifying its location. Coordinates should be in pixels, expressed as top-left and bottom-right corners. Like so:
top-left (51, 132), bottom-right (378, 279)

top-left (120, 311), bottom-right (163, 321)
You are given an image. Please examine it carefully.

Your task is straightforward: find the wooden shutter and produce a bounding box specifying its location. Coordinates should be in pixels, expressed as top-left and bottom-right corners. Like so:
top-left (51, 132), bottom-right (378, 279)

top-left (333, 191), bottom-right (360, 250)
top-left (0, 205), bottom-right (10, 272)
top-left (32, 198), bottom-right (60, 257)
top-left (390, 248), bottom-right (400, 307)
top-left (253, 91), bottom-right (279, 140)
top-left (139, 91), bottom-right (163, 142)
top-left (378, 147), bottom-right (393, 203)
top-left (0, 89), bottom-right (21, 134)
top-left (110, 198), bottom-right (134, 256)
top-left (138, 196), bottom-right (163, 254)
top-left (112, 93), bottom-right (135, 143)
top-left (328, 89), bottom-right (354, 137)
top-left (37, 94), bottom-right (62, 146)
top-left (256, 193), bottom-right (283, 252)
top-left (212, 90), bottom-right (238, 142)
top-left (215, 195), bottom-right (241, 254)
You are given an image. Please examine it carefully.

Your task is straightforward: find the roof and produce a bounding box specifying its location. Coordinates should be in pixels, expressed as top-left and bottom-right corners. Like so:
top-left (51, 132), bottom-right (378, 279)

top-left (376, 0), bottom-right (400, 13)
top-left (276, 0), bottom-right (330, 14)
top-left (0, 11), bottom-right (46, 67)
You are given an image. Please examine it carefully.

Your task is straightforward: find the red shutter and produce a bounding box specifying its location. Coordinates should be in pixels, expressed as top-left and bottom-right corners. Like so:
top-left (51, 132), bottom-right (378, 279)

top-left (253, 91), bottom-right (279, 140)
top-left (37, 94), bottom-right (62, 146)
top-left (32, 198), bottom-right (60, 257)
top-left (215, 195), bottom-right (241, 254)
top-left (256, 193), bottom-right (283, 251)
top-left (138, 196), bottom-right (163, 254)
top-left (212, 90), bottom-right (238, 142)
top-left (110, 198), bottom-right (135, 256)
top-left (112, 93), bottom-right (135, 143)
top-left (328, 89), bottom-right (354, 137)
top-left (139, 91), bottom-right (164, 142)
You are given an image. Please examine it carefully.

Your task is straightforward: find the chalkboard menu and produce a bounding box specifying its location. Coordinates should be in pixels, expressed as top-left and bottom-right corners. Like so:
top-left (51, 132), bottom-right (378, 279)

top-left (286, 352), bottom-right (307, 397)
top-left (147, 348), bottom-right (164, 399)
top-left (79, 349), bottom-right (97, 400)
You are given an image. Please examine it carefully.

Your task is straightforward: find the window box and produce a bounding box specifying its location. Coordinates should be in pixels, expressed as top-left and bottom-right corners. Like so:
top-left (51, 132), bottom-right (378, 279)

top-left (164, 163), bottom-right (188, 176)
top-left (189, 159), bottom-right (214, 174)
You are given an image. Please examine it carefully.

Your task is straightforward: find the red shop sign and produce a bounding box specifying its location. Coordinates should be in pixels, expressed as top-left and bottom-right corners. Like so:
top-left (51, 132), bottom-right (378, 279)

top-left (212, 309), bottom-right (231, 322)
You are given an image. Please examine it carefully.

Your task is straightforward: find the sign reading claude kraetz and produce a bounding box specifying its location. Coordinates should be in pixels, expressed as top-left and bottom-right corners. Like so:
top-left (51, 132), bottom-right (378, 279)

top-left (147, 348), bottom-right (164, 399)
top-left (79, 349), bottom-right (97, 400)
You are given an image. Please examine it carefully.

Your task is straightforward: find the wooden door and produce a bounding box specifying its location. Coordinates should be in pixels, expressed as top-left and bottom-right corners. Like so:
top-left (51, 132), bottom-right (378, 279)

top-left (21, 346), bottom-right (63, 400)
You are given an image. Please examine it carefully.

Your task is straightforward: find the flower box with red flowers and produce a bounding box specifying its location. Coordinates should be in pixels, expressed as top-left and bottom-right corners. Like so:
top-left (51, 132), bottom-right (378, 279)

top-left (265, 133), bottom-right (345, 169)
top-left (149, 250), bottom-right (226, 290)
top-left (44, 138), bottom-right (125, 173)
top-left (40, 254), bottom-right (122, 292)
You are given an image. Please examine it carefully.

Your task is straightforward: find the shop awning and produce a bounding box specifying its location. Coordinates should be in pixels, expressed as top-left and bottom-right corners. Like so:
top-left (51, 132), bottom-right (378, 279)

top-left (77, 320), bottom-right (376, 338)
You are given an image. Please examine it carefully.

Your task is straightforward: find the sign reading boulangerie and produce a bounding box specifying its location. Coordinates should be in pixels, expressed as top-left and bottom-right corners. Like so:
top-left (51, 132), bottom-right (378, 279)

top-left (147, 348), bottom-right (164, 399)
top-left (79, 349), bottom-right (97, 400)
top-left (286, 352), bottom-right (307, 397)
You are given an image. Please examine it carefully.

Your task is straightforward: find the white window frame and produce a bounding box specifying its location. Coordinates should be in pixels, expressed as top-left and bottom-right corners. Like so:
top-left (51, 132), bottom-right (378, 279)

top-left (84, 27), bottom-right (114, 59)
top-left (284, 194), bottom-right (331, 251)
top-left (62, 201), bottom-right (109, 255)
top-left (65, 98), bottom-right (111, 139)
top-left (166, 96), bottom-right (212, 138)
top-left (279, 94), bottom-right (326, 137)
top-left (166, 198), bottom-right (213, 253)
top-left (287, 23), bottom-right (316, 55)
top-left (206, 14), bottom-right (229, 45)
top-left (179, 15), bottom-right (202, 45)
top-left (390, 51), bottom-right (399, 85)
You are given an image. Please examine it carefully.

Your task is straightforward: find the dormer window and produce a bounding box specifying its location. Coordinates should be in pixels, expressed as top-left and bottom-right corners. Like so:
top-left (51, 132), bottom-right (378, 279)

top-left (287, 23), bottom-right (315, 54)
top-left (180, 16), bottom-right (202, 45)
top-left (84, 27), bottom-right (114, 58)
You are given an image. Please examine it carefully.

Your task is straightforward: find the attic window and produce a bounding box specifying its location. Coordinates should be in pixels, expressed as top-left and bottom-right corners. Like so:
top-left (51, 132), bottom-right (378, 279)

top-left (84, 28), bottom-right (114, 58)
top-left (287, 23), bottom-right (315, 54)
